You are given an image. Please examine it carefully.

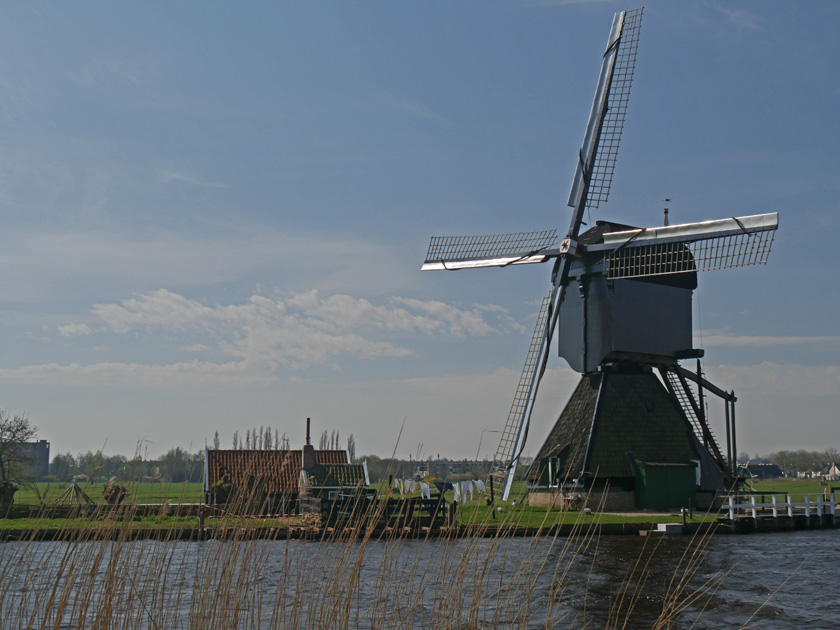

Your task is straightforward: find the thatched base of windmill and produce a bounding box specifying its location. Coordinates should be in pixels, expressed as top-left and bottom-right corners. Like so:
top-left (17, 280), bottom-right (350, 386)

top-left (528, 363), bottom-right (725, 512)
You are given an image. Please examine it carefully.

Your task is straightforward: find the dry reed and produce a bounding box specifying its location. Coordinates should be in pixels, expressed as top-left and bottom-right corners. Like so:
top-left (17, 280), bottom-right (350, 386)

top-left (0, 481), bottom-right (747, 629)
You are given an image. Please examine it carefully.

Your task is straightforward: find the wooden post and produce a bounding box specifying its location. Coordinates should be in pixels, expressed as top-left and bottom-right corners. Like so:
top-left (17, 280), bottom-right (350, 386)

top-left (724, 400), bottom-right (733, 479)
top-left (731, 397), bottom-right (738, 479)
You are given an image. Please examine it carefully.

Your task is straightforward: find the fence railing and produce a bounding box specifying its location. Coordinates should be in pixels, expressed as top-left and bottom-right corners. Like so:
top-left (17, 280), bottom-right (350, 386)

top-left (727, 492), bottom-right (838, 522)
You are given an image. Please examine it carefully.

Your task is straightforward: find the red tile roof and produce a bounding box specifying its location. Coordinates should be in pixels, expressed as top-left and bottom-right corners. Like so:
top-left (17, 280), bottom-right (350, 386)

top-left (205, 449), bottom-right (348, 494)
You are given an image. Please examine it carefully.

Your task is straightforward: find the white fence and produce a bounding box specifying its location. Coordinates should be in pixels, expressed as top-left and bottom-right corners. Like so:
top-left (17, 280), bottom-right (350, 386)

top-left (727, 492), bottom-right (838, 522)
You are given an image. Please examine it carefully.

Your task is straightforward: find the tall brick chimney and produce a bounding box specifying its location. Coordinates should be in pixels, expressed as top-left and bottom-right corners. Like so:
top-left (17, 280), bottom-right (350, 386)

top-left (301, 417), bottom-right (315, 471)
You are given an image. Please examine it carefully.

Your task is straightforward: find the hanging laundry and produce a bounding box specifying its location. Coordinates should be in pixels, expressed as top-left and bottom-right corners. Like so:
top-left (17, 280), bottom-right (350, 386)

top-left (420, 482), bottom-right (430, 500)
top-left (461, 480), bottom-right (473, 502)
top-left (475, 480), bottom-right (486, 493)
top-left (452, 483), bottom-right (461, 503)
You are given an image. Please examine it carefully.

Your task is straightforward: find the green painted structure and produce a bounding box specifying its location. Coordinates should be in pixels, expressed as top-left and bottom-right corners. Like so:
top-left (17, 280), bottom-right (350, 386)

top-left (630, 458), bottom-right (697, 511)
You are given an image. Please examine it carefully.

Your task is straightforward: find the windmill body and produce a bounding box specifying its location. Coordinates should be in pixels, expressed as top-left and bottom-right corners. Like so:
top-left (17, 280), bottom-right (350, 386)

top-left (422, 7), bottom-right (778, 509)
top-left (556, 221), bottom-right (697, 374)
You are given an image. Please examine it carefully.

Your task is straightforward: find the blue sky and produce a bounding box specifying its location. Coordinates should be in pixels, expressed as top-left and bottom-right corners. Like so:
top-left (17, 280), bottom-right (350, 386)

top-left (0, 1), bottom-right (837, 462)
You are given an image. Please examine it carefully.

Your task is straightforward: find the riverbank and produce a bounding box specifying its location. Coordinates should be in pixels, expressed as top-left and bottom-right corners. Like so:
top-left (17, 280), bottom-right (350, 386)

top-left (1, 512), bottom-right (837, 543)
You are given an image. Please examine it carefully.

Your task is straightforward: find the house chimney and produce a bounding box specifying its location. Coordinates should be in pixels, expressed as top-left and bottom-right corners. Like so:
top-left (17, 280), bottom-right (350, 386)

top-left (302, 417), bottom-right (315, 471)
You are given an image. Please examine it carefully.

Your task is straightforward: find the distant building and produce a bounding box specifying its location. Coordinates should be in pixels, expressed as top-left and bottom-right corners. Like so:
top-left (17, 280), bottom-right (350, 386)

top-left (824, 463), bottom-right (840, 481)
top-left (6, 440), bottom-right (50, 479)
top-left (738, 462), bottom-right (784, 480)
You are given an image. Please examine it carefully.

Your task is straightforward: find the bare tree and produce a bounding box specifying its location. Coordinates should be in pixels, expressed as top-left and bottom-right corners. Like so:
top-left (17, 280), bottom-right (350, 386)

top-left (0, 411), bottom-right (38, 506)
top-left (319, 430), bottom-right (328, 450)
top-left (347, 434), bottom-right (356, 463)
top-left (232, 431), bottom-right (239, 450)
top-left (213, 431), bottom-right (220, 450)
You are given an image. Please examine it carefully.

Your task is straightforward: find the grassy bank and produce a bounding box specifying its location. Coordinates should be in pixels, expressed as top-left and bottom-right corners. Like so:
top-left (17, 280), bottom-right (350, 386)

top-left (13, 481), bottom-right (204, 506)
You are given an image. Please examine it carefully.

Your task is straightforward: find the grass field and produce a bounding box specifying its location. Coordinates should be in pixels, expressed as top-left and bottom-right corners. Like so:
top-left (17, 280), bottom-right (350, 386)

top-left (13, 481), bottom-right (205, 506)
top-left (5, 477), bottom-right (833, 532)
top-left (749, 478), bottom-right (836, 500)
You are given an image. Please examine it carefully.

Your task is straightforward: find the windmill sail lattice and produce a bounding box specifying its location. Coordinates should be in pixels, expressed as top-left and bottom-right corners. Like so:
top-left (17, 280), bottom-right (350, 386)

top-left (581, 7), bottom-right (642, 211)
top-left (422, 229), bottom-right (557, 270)
top-left (492, 293), bottom-right (552, 482)
top-left (604, 213), bottom-right (778, 279)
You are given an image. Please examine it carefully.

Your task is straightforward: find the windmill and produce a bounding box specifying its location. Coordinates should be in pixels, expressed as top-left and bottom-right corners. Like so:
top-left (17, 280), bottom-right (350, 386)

top-left (421, 7), bottom-right (778, 508)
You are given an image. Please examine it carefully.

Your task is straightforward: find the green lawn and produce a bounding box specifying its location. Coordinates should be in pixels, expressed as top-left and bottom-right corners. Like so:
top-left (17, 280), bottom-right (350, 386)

top-left (10, 478), bottom-right (827, 530)
top-left (13, 481), bottom-right (204, 507)
top-left (748, 478), bottom-right (836, 501)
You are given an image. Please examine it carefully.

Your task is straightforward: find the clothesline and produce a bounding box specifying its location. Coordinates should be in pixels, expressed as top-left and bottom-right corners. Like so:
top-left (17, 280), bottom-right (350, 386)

top-left (393, 478), bottom-right (489, 501)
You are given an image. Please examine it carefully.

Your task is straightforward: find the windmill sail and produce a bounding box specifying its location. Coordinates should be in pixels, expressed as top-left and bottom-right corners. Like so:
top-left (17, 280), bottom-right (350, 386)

top-left (421, 229), bottom-right (557, 271)
top-left (492, 292), bottom-right (553, 492)
top-left (602, 212), bottom-right (778, 279)
top-left (568, 7), bottom-right (643, 218)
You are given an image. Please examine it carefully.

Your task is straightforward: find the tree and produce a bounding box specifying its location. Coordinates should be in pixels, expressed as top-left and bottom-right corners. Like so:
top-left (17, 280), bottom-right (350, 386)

top-left (160, 446), bottom-right (190, 483)
top-left (347, 434), bottom-right (356, 463)
top-left (213, 431), bottom-right (220, 450)
top-left (0, 411), bottom-right (38, 506)
top-left (77, 450), bottom-right (106, 480)
top-left (50, 452), bottom-right (77, 481)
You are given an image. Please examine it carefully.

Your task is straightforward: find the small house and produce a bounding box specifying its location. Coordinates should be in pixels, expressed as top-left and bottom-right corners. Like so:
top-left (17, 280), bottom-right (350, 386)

top-left (204, 420), bottom-right (369, 513)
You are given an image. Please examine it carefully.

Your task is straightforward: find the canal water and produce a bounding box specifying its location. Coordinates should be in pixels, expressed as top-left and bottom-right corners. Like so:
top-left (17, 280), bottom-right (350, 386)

top-left (0, 529), bottom-right (836, 628)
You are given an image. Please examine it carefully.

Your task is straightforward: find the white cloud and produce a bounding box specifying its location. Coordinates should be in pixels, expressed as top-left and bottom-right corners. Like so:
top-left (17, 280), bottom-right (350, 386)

top-left (718, 8), bottom-right (762, 30)
top-left (705, 362), bottom-right (840, 397)
top-left (0, 228), bottom-right (416, 303)
top-left (160, 170), bottom-right (226, 188)
top-left (697, 331), bottom-right (840, 348)
top-left (0, 359), bottom-right (273, 389)
top-left (22, 289), bottom-right (519, 387)
top-left (388, 297), bottom-right (498, 336)
top-left (57, 323), bottom-right (93, 337)
top-left (182, 343), bottom-right (211, 352)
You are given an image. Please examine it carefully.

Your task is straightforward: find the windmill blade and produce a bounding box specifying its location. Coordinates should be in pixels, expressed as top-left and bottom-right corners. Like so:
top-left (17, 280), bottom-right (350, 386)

top-left (601, 212), bottom-right (778, 280)
top-left (494, 278), bottom-right (570, 501)
top-left (421, 229), bottom-right (557, 271)
top-left (492, 291), bottom-right (553, 501)
top-left (567, 7), bottom-right (643, 221)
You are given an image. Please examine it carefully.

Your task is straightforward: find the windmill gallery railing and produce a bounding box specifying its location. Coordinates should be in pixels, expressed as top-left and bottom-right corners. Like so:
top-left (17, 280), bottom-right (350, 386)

top-left (726, 492), bottom-right (838, 525)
